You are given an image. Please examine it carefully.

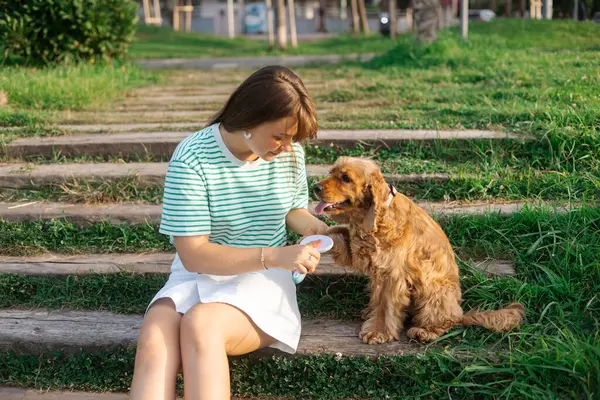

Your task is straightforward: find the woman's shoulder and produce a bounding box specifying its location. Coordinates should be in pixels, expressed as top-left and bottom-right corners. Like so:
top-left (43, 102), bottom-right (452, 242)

top-left (171, 124), bottom-right (219, 164)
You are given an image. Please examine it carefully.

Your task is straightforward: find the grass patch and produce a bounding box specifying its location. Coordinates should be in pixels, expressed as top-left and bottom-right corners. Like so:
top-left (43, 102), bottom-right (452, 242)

top-left (0, 178), bottom-right (164, 204)
top-left (0, 220), bottom-right (169, 256)
top-left (1, 205), bottom-right (599, 398)
top-left (1, 338), bottom-right (599, 399)
top-left (129, 24), bottom-right (397, 59)
top-left (0, 205), bottom-right (593, 259)
top-left (1, 168), bottom-right (598, 205)
top-left (0, 257), bottom-right (514, 320)
top-left (0, 64), bottom-right (160, 128)
top-left (0, 64), bottom-right (159, 111)
top-left (300, 20), bottom-right (600, 151)
top-left (306, 129), bottom-right (600, 174)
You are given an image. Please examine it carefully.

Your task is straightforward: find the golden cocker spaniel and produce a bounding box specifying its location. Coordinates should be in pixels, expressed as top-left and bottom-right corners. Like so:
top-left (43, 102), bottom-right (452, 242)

top-left (314, 157), bottom-right (524, 344)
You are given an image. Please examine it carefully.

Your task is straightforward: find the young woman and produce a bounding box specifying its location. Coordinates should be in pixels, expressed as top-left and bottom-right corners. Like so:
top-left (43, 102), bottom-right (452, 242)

top-left (130, 65), bottom-right (328, 400)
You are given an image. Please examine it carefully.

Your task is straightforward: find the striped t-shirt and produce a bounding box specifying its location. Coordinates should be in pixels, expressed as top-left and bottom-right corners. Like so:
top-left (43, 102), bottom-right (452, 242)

top-left (159, 123), bottom-right (308, 248)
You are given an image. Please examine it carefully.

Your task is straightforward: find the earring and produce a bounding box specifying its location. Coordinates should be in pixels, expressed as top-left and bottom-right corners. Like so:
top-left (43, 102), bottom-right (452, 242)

top-left (243, 131), bottom-right (252, 139)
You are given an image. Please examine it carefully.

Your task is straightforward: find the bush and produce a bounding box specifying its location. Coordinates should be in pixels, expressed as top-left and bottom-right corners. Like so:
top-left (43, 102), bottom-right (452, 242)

top-left (0, 0), bottom-right (138, 64)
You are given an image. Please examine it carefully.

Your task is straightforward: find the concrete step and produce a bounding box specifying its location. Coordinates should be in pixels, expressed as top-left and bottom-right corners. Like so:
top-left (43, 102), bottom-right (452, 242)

top-left (122, 94), bottom-right (227, 105)
top-left (54, 109), bottom-right (334, 125)
top-left (134, 53), bottom-right (376, 70)
top-left (6, 129), bottom-right (525, 159)
top-left (0, 252), bottom-right (356, 277)
top-left (0, 162), bottom-right (457, 189)
top-left (0, 252), bottom-right (516, 277)
top-left (0, 387), bottom-right (272, 399)
top-left (0, 387), bottom-right (154, 400)
top-left (0, 309), bottom-right (419, 357)
top-left (0, 200), bottom-right (564, 226)
top-left (128, 82), bottom-right (322, 96)
top-left (56, 110), bottom-right (216, 125)
top-left (56, 122), bottom-right (202, 133)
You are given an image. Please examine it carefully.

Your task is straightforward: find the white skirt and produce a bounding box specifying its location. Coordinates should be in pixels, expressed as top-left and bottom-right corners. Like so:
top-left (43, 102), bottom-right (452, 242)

top-left (147, 253), bottom-right (301, 354)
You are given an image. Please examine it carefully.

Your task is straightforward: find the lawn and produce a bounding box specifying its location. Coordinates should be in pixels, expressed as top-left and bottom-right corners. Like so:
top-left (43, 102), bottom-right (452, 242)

top-left (1, 19), bottom-right (599, 399)
top-left (0, 64), bottom-right (161, 131)
top-left (129, 24), bottom-right (399, 59)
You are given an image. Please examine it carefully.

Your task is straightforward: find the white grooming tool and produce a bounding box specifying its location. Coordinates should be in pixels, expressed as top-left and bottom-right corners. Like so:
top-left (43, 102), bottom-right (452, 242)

top-left (292, 235), bottom-right (334, 284)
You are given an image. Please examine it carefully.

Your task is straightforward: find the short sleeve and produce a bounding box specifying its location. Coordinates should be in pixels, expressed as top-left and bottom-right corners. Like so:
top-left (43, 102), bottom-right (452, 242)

top-left (159, 159), bottom-right (211, 237)
top-left (290, 145), bottom-right (309, 210)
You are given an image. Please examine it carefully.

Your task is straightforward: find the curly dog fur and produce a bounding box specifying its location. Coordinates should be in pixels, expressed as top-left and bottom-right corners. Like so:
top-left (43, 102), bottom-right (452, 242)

top-left (314, 157), bottom-right (524, 344)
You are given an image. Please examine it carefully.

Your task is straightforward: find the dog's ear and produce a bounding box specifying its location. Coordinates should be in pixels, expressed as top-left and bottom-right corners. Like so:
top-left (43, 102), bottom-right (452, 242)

top-left (361, 170), bottom-right (389, 232)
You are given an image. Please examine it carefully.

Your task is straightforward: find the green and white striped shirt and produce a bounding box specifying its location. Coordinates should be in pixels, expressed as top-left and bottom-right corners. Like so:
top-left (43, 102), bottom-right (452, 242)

top-left (159, 123), bottom-right (308, 248)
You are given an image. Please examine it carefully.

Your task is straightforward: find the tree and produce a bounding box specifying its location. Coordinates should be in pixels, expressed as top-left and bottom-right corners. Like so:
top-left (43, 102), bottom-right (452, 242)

top-left (318, 0), bottom-right (327, 32)
top-left (276, 0), bottom-right (287, 49)
top-left (357, 0), bottom-right (370, 34)
top-left (389, 0), bottom-right (397, 39)
top-left (350, 0), bottom-right (360, 34)
top-left (265, 0), bottom-right (275, 48)
top-left (413, 0), bottom-right (441, 43)
top-left (288, 0), bottom-right (298, 47)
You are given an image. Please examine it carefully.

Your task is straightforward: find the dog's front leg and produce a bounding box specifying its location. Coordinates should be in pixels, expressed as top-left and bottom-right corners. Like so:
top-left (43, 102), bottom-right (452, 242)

top-left (359, 273), bottom-right (411, 344)
top-left (326, 225), bottom-right (353, 267)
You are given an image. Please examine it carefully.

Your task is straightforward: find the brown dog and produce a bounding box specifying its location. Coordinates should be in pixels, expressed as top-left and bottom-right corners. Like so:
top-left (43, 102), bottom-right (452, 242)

top-left (314, 157), bottom-right (524, 344)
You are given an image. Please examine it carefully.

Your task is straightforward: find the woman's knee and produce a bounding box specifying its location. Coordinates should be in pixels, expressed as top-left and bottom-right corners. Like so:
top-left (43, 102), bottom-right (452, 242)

top-left (136, 298), bottom-right (182, 361)
top-left (180, 303), bottom-right (226, 350)
top-left (180, 303), bottom-right (273, 356)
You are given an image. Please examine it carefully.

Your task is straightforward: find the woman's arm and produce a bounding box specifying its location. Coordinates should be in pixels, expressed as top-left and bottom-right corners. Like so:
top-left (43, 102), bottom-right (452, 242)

top-left (174, 235), bottom-right (321, 275)
top-left (285, 208), bottom-right (329, 237)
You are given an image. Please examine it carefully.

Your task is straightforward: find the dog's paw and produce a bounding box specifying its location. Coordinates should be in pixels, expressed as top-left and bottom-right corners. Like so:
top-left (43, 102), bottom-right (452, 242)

top-left (360, 307), bottom-right (371, 321)
top-left (359, 329), bottom-right (396, 345)
top-left (406, 327), bottom-right (440, 343)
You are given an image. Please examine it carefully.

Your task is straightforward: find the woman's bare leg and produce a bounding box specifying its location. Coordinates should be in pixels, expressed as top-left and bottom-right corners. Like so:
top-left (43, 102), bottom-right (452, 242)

top-left (179, 302), bottom-right (275, 400)
top-left (130, 298), bottom-right (182, 400)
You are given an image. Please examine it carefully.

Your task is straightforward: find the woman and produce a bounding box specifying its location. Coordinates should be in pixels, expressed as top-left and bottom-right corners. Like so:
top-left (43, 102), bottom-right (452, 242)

top-left (130, 65), bottom-right (328, 400)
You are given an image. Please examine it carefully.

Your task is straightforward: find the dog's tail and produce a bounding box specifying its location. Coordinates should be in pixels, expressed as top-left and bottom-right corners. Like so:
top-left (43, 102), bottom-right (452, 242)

top-left (460, 302), bottom-right (525, 332)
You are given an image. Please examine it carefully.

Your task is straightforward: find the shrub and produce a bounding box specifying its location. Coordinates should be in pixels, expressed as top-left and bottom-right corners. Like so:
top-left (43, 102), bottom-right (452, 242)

top-left (0, 0), bottom-right (138, 64)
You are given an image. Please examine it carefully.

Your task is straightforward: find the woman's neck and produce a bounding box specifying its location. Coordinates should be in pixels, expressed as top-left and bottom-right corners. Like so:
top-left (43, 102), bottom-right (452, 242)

top-left (219, 124), bottom-right (258, 162)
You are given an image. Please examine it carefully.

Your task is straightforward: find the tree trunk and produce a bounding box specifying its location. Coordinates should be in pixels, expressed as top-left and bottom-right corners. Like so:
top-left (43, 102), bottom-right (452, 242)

top-left (227, 0), bottom-right (235, 37)
top-left (460, 0), bottom-right (468, 38)
top-left (413, 0), bottom-right (441, 43)
top-left (519, 0), bottom-right (525, 16)
top-left (350, 0), bottom-right (360, 34)
top-left (288, 0), bottom-right (298, 47)
top-left (357, 0), bottom-right (369, 34)
top-left (505, 0), bottom-right (512, 16)
top-left (389, 0), bottom-right (397, 39)
top-left (318, 0), bottom-right (327, 32)
top-left (276, 0), bottom-right (287, 49)
top-left (265, 0), bottom-right (275, 48)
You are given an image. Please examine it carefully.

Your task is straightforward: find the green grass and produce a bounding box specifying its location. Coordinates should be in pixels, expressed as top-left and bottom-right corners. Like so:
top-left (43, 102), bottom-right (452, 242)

top-left (1, 20), bottom-right (599, 399)
top-left (0, 220), bottom-right (169, 256)
top-left (305, 20), bottom-right (600, 143)
top-left (0, 64), bottom-right (160, 129)
top-left (0, 205), bottom-right (591, 260)
top-left (1, 206), bottom-right (599, 398)
top-left (2, 337), bottom-right (599, 399)
top-left (129, 24), bottom-right (398, 59)
top-left (0, 257), bottom-right (506, 320)
top-left (0, 178), bottom-right (164, 204)
top-left (1, 167), bottom-right (598, 205)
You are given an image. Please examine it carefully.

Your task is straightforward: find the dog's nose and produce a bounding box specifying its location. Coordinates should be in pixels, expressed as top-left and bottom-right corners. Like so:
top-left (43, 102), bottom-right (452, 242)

top-left (313, 183), bottom-right (323, 195)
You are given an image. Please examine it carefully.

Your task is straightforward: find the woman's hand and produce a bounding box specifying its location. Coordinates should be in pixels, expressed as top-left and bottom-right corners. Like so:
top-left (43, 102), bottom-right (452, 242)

top-left (265, 241), bottom-right (321, 274)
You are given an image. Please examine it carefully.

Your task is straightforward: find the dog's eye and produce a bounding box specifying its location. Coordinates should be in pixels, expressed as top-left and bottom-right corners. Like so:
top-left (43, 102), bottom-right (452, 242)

top-left (341, 174), bottom-right (352, 183)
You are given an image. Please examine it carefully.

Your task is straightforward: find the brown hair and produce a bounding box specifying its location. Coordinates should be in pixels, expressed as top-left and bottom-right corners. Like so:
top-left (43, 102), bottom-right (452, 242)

top-left (207, 66), bottom-right (318, 142)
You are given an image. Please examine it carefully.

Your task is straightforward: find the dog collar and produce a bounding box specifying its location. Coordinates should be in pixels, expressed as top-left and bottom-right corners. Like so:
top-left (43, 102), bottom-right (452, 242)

top-left (384, 183), bottom-right (397, 207)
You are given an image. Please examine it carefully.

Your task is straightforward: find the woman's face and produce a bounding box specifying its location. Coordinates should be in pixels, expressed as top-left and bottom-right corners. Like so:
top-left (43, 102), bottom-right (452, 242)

top-left (246, 117), bottom-right (298, 161)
